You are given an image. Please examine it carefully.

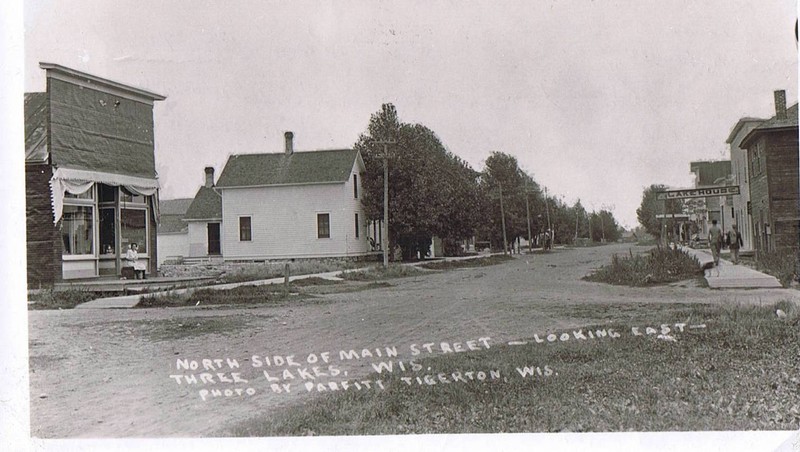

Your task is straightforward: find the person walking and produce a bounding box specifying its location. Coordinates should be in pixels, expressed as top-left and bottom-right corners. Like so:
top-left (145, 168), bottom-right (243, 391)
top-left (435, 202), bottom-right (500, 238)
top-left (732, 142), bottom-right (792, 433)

top-left (726, 224), bottom-right (744, 264)
top-left (708, 219), bottom-right (723, 266)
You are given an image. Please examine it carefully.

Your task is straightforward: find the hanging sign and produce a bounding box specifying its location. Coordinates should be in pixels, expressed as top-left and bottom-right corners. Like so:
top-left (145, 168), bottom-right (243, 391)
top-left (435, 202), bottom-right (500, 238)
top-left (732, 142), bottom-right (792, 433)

top-left (657, 186), bottom-right (740, 200)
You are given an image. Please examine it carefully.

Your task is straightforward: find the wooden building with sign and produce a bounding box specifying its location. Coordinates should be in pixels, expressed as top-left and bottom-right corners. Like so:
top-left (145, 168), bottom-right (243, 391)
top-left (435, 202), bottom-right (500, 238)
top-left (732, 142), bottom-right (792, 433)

top-left (739, 90), bottom-right (799, 256)
top-left (687, 160), bottom-right (733, 238)
top-left (25, 63), bottom-right (165, 287)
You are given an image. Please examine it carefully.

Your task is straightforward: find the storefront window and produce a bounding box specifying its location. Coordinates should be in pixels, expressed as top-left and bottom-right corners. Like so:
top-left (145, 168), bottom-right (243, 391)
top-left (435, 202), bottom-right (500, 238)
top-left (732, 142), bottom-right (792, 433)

top-left (121, 208), bottom-right (147, 254)
top-left (98, 184), bottom-right (116, 203)
top-left (99, 208), bottom-right (116, 254)
top-left (61, 205), bottom-right (94, 255)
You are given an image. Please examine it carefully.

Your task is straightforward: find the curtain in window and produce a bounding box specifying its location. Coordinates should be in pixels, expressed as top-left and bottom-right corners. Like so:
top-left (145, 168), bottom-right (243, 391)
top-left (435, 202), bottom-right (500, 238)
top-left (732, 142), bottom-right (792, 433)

top-left (50, 167), bottom-right (159, 223)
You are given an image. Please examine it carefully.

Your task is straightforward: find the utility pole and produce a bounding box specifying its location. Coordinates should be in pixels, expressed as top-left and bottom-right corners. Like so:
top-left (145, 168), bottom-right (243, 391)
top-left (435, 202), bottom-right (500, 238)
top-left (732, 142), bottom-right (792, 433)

top-left (600, 212), bottom-right (605, 243)
top-left (375, 140), bottom-right (396, 267)
top-left (499, 183), bottom-right (509, 254)
top-left (544, 187), bottom-right (552, 250)
top-left (525, 181), bottom-right (532, 253)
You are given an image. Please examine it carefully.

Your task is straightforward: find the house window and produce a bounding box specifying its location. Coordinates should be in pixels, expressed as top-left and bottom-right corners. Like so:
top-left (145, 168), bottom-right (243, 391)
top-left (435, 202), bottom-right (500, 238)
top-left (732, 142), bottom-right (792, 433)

top-left (353, 174), bottom-right (358, 199)
top-left (317, 213), bottom-right (330, 239)
top-left (355, 213), bottom-right (360, 238)
top-left (239, 216), bottom-right (252, 241)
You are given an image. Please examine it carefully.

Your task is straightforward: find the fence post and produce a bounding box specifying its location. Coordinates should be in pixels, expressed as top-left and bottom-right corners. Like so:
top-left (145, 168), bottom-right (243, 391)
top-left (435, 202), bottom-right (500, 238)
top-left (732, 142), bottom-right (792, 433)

top-left (284, 262), bottom-right (290, 295)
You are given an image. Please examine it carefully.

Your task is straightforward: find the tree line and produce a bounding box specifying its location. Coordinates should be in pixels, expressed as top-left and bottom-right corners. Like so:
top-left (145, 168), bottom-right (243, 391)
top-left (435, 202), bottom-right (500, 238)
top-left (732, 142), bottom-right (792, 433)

top-left (354, 104), bottom-right (622, 260)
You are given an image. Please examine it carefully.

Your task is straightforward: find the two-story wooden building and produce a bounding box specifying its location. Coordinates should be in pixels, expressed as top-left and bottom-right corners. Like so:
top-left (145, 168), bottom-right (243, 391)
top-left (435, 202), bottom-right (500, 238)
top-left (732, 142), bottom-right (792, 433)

top-left (740, 90), bottom-right (799, 256)
top-left (25, 63), bottom-right (165, 287)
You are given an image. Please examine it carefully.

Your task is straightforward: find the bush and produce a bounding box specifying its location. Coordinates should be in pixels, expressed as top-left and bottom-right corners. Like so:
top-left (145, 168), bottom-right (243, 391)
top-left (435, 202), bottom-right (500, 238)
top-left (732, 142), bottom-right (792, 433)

top-left (584, 247), bottom-right (702, 286)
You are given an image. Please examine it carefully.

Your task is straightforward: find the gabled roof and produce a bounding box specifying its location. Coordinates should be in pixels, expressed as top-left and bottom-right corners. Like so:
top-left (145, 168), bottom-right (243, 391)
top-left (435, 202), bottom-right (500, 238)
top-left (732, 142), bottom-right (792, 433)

top-left (184, 186), bottom-right (222, 220)
top-left (24, 92), bottom-right (48, 163)
top-left (215, 149), bottom-right (361, 188)
top-left (157, 198), bottom-right (193, 233)
top-left (158, 214), bottom-right (189, 234)
top-left (741, 103), bottom-right (799, 149)
top-left (159, 198), bottom-right (193, 215)
top-left (725, 117), bottom-right (766, 145)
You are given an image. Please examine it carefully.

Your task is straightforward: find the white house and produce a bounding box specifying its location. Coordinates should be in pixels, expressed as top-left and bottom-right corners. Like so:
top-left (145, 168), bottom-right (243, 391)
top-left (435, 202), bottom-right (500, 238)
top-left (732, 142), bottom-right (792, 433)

top-left (214, 132), bottom-right (370, 260)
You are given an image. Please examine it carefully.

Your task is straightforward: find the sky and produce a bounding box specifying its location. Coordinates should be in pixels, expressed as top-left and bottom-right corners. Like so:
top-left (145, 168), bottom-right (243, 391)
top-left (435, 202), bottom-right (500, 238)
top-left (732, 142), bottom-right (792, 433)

top-left (23, 0), bottom-right (798, 228)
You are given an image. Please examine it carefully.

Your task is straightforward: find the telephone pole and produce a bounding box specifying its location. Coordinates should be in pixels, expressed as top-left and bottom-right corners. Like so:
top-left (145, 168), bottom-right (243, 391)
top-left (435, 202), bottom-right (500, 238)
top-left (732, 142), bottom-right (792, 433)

top-left (375, 140), bottom-right (396, 267)
top-left (525, 181), bottom-right (532, 253)
top-left (544, 187), bottom-right (552, 250)
top-left (499, 183), bottom-right (509, 254)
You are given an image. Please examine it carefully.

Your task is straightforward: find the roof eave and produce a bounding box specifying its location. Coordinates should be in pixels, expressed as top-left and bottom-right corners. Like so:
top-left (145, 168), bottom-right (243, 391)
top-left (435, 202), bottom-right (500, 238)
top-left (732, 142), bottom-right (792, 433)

top-left (740, 125), bottom-right (798, 149)
top-left (40, 62), bottom-right (166, 104)
top-left (183, 217), bottom-right (222, 222)
top-left (215, 181), bottom-right (346, 190)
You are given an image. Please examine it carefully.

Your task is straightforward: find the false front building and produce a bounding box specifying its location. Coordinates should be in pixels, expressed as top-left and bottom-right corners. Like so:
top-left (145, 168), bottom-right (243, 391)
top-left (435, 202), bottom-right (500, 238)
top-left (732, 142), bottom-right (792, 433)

top-left (214, 132), bottom-right (370, 260)
top-left (25, 63), bottom-right (165, 287)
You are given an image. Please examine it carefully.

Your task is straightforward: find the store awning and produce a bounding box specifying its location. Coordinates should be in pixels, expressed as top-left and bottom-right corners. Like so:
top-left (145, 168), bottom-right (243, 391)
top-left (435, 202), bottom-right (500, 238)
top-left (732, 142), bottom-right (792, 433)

top-left (50, 167), bottom-right (160, 223)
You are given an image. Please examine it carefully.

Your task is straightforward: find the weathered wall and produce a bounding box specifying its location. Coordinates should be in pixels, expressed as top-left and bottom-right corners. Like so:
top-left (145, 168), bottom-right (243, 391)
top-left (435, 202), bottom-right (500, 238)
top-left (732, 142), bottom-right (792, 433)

top-left (26, 164), bottom-right (60, 288)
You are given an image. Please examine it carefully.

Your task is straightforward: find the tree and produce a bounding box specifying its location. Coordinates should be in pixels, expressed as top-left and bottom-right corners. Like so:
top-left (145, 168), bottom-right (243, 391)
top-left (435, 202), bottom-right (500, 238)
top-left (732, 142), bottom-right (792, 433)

top-left (354, 104), bottom-right (481, 260)
top-left (477, 152), bottom-right (540, 250)
top-left (636, 184), bottom-right (682, 239)
top-left (590, 209), bottom-right (622, 242)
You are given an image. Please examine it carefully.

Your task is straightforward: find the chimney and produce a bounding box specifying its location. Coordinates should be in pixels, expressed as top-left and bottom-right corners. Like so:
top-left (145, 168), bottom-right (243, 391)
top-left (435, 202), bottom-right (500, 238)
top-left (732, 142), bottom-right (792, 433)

top-left (774, 90), bottom-right (787, 120)
top-left (204, 167), bottom-right (214, 188)
top-left (284, 131), bottom-right (294, 155)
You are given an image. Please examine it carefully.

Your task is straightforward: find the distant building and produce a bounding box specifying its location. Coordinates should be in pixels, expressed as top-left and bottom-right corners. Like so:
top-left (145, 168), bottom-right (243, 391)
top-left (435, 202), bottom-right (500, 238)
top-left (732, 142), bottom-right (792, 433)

top-left (688, 160), bottom-right (732, 237)
top-left (739, 90), bottom-right (799, 256)
top-left (156, 198), bottom-right (192, 266)
top-left (25, 63), bottom-right (165, 287)
top-left (726, 117), bottom-right (766, 252)
top-left (214, 132), bottom-right (370, 260)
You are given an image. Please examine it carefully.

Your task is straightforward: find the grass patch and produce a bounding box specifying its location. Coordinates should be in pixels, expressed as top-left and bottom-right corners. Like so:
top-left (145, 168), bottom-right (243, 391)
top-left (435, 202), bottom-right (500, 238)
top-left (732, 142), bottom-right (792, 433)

top-left (137, 284), bottom-right (310, 308)
top-left (228, 300), bottom-right (800, 435)
top-left (288, 277), bottom-right (342, 287)
top-left (129, 316), bottom-right (259, 341)
top-left (419, 254), bottom-right (512, 270)
top-left (583, 247), bottom-right (702, 287)
top-left (752, 249), bottom-right (798, 288)
top-left (28, 288), bottom-right (100, 310)
top-left (219, 260), bottom-right (365, 284)
top-left (136, 279), bottom-right (394, 308)
top-left (339, 265), bottom-right (423, 281)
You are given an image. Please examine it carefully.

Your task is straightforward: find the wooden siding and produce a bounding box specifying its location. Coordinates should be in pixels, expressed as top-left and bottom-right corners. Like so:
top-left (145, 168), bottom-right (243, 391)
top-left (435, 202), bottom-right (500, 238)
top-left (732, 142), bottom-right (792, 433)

top-left (220, 165), bottom-right (369, 260)
top-left (26, 163), bottom-right (60, 288)
top-left (766, 130), bottom-right (800, 251)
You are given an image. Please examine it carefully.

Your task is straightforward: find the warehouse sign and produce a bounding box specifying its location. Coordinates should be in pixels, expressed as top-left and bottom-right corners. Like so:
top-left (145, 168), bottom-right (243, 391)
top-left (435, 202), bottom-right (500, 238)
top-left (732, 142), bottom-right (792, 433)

top-left (656, 186), bottom-right (740, 200)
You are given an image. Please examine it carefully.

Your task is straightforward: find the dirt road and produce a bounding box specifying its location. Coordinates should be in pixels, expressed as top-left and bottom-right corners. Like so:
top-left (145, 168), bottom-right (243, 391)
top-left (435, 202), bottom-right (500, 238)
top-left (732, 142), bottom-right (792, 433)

top-left (27, 243), bottom-right (798, 437)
